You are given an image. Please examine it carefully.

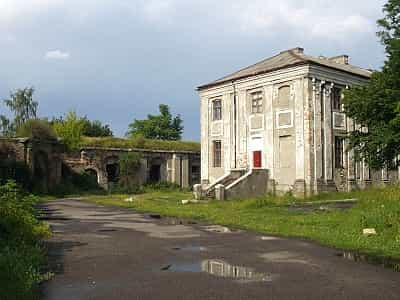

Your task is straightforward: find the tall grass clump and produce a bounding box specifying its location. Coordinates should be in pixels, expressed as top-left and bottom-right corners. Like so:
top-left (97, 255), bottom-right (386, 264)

top-left (0, 180), bottom-right (51, 300)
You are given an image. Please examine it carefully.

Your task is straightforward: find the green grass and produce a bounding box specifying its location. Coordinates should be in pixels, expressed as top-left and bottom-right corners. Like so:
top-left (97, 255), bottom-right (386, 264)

top-left (83, 186), bottom-right (400, 259)
top-left (80, 136), bottom-right (200, 152)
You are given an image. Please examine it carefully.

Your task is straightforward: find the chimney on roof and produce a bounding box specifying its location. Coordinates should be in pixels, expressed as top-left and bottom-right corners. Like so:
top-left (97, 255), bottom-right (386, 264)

top-left (282, 47), bottom-right (304, 54)
top-left (329, 55), bottom-right (349, 65)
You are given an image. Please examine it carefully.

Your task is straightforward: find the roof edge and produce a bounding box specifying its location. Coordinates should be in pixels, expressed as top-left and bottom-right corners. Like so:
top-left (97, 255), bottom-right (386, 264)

top-left (197, 59), bottom-right (371, 91)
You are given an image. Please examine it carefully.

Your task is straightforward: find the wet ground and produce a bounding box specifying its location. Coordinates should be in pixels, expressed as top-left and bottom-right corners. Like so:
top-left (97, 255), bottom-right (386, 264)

top-left (40, 199), bottom-right (400, 300)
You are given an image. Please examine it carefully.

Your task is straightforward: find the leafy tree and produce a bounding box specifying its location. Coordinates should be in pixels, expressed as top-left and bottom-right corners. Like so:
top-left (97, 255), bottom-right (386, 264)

top-left (127, 104), bottom-right (183, 140)
top-left (3, 88), bottom-right (38, 129)
top-left (0, 115), bottom-right (14, 137)
top-left (81, 117), bottom-right (113, 137)
top-left (53, 111), bottom-right (85, 151)
top-left (343, 0), bottom-right (400, 169)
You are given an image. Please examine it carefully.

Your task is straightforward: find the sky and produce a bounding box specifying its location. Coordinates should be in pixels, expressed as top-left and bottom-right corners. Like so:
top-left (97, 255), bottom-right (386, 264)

top-left (0, 0), bottom-right (388, 141)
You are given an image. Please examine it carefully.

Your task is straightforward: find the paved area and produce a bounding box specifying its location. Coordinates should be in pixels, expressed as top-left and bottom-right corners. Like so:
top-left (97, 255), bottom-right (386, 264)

top-left (41, 199), bottom-right (400, 300)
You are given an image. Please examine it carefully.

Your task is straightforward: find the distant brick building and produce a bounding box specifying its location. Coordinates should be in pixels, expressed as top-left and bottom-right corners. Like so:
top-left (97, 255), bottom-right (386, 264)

top-left (197, 47), bottom-right (399, 199)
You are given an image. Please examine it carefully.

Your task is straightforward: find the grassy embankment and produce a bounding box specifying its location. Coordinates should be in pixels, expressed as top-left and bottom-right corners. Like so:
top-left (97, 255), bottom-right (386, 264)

top-left (84, 186), bottom-right (400, 259)
top-left (80, 136), bottom-right (201, 152)
top-left (0, 181), bottom-right (51, 300)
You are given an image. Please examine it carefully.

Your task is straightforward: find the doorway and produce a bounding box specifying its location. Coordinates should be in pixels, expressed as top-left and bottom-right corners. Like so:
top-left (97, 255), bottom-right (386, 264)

top-left (253, 151), bottom-right (262, 168)
top-left (149, 165), bottom-right (161, 182)
top-left (250, 137), bottom-right (263, 169)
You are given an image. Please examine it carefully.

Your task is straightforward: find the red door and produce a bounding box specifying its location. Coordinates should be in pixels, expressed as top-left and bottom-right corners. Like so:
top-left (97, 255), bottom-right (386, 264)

top-left (253, 151), bottom-right (262, 168)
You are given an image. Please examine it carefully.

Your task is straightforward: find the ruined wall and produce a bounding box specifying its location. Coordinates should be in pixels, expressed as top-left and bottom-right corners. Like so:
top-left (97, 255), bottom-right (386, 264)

top-left (0, 138), bottom-right (63, 192)
top-left (63, 147), bottom-right (201, 190)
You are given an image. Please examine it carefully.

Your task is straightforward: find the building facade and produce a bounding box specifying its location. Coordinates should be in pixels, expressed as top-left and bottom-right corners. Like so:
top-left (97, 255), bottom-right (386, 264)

top-left (197, 47), bottom-right (399, 198)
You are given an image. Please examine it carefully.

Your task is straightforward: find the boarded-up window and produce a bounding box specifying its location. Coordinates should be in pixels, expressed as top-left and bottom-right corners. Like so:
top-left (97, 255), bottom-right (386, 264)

top-left (212, 99), bottom-right (222, 121)
top-left (277, 111), bottom-right (293, 128)
top-left (278, 86), bottom-right (290, 108)
top-left (251, 91), bottom-right (263, 113)
top-left (213, 141), bottom-right (222, 168)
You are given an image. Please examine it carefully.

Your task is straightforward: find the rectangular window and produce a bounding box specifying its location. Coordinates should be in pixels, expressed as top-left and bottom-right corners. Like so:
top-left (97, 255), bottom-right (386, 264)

top-left (213, 141), bottom-right (222, 168)
top-left (212, 99), bottom-right (222, 121)
top-left (332, 87), bottom-right (342, 111)
top-left (335, 137), bottom-right (344, 169)
top-left (251, 92), bottom-right (263, 113)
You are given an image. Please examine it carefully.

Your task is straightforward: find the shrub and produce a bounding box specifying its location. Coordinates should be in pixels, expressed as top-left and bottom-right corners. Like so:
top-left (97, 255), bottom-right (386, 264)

top-left (16, 119), bottom-right (57, 140)
top-left (53, 111), bottom-right (85, 151)
top-left (118, 152), bottom-right (142, 192)
top-left (0, 159), bottom-right (32, 190)
top-left (0, 180), bottom-right (50, 300)
top-left (53, 170), bottom-right (102, 197)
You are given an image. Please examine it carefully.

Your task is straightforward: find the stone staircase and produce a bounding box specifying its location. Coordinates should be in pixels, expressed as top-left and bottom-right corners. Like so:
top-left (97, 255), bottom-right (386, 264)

top-left (204, 170), bottom-right (245, 200)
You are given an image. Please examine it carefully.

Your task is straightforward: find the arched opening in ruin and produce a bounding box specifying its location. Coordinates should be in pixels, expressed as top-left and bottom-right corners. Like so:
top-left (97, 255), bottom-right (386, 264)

top-left (33, 150), bottom-right (49, 193)
top-left (149, 164), bottom-right (161, 182)
top-left (104, 156), bottom-right (120, 183)
top-left (148, 157), bottom-right (163, 183)
top-left (106, 163), bottom-right (119, 183)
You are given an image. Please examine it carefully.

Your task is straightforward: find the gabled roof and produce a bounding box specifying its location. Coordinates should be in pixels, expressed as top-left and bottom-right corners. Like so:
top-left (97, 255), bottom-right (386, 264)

top-left (197, 48), bottom-right (372, 90)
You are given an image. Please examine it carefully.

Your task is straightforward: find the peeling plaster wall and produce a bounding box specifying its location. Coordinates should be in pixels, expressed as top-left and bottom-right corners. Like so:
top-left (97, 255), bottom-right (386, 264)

top-left (199, 64), bottom-right (399, 196)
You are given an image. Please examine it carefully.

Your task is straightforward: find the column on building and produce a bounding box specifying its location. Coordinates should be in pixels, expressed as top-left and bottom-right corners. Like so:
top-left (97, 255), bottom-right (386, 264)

top-left (237, 89), bottom-right (249, 169)
top-left (312, 79), bottom-right (324, 192)
top-left (264, 85), bottom-right (274, 175)
top-left (181, 155), bottom-right (190, 188)
top-left (171, 153), bottom-right (182, 186)
top-left (303, 78), bottom-right (314, 196)
top-left (200, 96), bottom-right (210, 184)
top-left (294, 78), bottom-right (306, 196)
top-left (222, 93), bottom-right (232, 172)
top-left (323, 83), bottom-right (334, 184)
top-left (346, 117), bottom-right (357, 191)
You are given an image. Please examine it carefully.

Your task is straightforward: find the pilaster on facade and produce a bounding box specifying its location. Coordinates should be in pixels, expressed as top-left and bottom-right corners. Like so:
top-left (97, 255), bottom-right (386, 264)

top-left (323, 82), bottom-right (334, 183)
top-left (312, 78), bottom-right (324, 191)
top-left (295, 78), bottom-right (305, 182)
top-left (264, 85), bottom-right (275, 176)
top-left (200, 96), bottom-right (210, 182)
top-left (303, 78), bottom-right (314, 195)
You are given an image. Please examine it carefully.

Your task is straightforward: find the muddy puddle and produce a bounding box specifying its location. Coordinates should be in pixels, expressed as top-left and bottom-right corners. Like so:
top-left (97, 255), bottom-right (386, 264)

top-left (336, 251), bottom-right (400, 272)
top-left (288, 202), bottom-right (355, 213)
top-left (172, 246), bottom-right (208, 252)
top-left (161, 259), bottom-right (273, 283)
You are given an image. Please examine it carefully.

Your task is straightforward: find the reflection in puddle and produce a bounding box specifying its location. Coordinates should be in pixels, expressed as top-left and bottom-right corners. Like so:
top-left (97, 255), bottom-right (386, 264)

top-left (163, 259), bottom-right (273, 282)
top-left (337, 251), bottom-right (400, 272)
top-left (173, 246), bottom-right (207, 252)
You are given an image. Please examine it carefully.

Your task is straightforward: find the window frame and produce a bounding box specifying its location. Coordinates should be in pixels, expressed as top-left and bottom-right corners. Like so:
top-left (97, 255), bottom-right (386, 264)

top-left (212, 99), bottom-right (222, 121)
top-left (251, 91), bottom-right (263, 114)
top-left (335, 136), bottom-right (344, 169)
top-left (213, 140), bottom-right (222, 168)
top-left (332, 87), bottom-right (342, 111)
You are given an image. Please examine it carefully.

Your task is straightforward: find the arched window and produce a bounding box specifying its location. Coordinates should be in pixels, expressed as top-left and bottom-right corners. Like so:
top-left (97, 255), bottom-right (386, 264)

top-left (278, 86), bottom-right (290, 108)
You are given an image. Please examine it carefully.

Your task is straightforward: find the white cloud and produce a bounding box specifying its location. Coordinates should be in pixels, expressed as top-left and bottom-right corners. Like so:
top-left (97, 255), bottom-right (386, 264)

top-left (0, 0), bottom-right (63, 23)
top-left (44, 50), bottom-right (70, 60)
top-left (142, 0), bottom-right (174, 21)
top-left (227, 1), bottom-right (377, 40)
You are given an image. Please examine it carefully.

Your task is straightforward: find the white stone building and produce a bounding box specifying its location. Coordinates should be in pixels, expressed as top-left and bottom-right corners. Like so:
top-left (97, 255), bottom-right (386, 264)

top-left (196, 47), bottom-right (399, 199)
